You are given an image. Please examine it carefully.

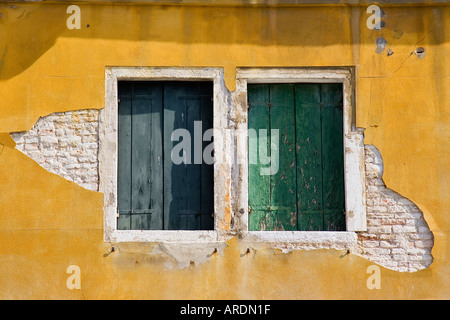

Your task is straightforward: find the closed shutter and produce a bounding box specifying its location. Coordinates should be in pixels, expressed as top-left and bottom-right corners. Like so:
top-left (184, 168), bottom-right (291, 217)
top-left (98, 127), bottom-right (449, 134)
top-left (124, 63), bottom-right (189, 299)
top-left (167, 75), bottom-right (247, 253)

top-left (163, 82), bottom-right (214, 230)
top-left (248, 83), bottom-right (345, 231)
top-left (117, 81), bottom-right (164, 230)
top-left (117, 81), bottom-right (214, 230)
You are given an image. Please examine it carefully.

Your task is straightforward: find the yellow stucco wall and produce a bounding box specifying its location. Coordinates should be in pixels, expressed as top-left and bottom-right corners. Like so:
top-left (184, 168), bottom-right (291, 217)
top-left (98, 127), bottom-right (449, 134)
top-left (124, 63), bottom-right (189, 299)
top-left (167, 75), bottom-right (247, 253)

top-left (0, 2), bottom-right (448, 299)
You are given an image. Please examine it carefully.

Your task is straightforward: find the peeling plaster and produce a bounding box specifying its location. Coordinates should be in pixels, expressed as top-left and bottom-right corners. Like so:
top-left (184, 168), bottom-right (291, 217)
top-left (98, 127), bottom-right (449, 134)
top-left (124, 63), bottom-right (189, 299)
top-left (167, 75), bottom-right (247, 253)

top-left (376, 37), bottom-right (387, 54)
top-left (10, 109), bottom-right (100, 191)
top-left (110, 241), bottom-right (227, 270)
top-left (158, 242), bottom-right (227, 269)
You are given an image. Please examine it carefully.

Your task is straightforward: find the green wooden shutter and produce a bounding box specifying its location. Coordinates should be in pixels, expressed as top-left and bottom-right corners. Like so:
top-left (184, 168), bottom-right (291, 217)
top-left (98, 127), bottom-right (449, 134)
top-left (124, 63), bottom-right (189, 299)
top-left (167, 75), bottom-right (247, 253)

top-left (295, 84), bottom-right (324, 230)
top-left (248, 83), bottom-right (345, 231)
top-left (117, 81), bottom-right (214, 230)
top-left (269, 84), bottom-right (297, 231)
top-left (248, 84), bottom-right (271, 230)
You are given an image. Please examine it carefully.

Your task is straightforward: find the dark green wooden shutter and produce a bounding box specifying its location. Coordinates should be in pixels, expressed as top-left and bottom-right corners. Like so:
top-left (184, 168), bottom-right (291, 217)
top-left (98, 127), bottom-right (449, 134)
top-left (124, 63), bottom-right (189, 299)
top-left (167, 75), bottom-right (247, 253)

top-left (117, 81), bottom-right (213, 230)
top-left (320, 83), bottom-right (345, 231)
top-left (117, 81), bottom-right (164, 230)
top-left (163, 82), bottom-right (214, 230)
top-left (248, 83), bottom-right (345, 231)
top-left (117, 82), bottom-right (132, 230)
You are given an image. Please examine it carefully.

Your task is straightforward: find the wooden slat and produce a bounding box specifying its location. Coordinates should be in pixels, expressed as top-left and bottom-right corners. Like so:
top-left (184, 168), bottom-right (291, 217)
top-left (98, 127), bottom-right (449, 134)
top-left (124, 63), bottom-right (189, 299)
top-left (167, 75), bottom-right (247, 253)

top-left (163, 82), bottom-right (185, 230)
top-left (185, 84), bottom-right (202, 230)
top-left (320, 83), bottom-right (345, 231)
top-left (117, 82), bottom-right (132, 230)
top-left (248, 84), bottom-right (271, 231)
top-left (130, 88), bottom-right (153, 230)
top-left (295, 84), bottom-right (324, 231)
top-left (199, 83), bottom-right (215, 230)
top-left (269, 84), bottom-right (297, 231)
top-left (149, 82), bottom-right (164, 230)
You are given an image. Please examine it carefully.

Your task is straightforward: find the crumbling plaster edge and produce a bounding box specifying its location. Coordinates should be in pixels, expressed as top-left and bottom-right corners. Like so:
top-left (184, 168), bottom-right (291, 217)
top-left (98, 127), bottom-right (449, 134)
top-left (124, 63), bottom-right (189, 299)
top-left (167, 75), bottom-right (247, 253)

top-left (105, 232), bottom-right (360, 269)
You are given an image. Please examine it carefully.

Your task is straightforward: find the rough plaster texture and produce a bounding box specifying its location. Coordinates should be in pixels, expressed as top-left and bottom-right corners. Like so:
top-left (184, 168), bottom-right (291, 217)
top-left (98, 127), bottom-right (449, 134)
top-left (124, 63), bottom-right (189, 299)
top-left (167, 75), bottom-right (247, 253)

top-left (9, 110), bottom-right (434, 272)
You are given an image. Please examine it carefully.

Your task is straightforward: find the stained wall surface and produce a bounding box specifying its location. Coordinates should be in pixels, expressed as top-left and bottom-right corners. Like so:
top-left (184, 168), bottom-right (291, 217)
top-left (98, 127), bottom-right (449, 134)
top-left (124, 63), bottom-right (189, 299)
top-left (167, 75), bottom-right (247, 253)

top-left (0, 1), bottom-right (448, 299)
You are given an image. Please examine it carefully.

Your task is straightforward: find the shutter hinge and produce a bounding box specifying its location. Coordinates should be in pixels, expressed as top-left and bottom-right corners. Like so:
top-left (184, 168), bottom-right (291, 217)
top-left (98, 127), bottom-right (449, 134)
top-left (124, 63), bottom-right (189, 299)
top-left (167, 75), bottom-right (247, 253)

top-left (117, 98), bottom-right (121, 103)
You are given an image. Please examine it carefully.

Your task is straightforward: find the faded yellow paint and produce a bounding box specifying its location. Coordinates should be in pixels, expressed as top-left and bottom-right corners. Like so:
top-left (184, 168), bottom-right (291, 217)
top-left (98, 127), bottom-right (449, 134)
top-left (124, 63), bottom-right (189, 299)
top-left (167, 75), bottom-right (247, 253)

top-left (0, 2), bottom-right (449, 299)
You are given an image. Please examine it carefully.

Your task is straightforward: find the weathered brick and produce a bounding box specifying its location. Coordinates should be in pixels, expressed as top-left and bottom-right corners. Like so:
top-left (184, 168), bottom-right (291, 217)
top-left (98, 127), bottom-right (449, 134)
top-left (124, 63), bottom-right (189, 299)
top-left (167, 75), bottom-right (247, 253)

top-left (415, 240), bottom-right (434, 248)
top-left (367, 226), bottom-right (392, 234)
top-left (10, 109), bottom-right (100, 191)
top-left (362, 241), bottom-right (380, 248)
top-left (381, 218), bottom-right (406, 225)
top-left (380, 240), bottom-right (399, 248)
top-left (392, 225), bottom-right (417, 233)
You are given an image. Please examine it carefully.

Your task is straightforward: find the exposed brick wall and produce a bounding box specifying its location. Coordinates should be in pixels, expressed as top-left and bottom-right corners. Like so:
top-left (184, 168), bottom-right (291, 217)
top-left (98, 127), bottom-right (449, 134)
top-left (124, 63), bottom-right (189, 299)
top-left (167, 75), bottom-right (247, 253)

top-left (9, 110), bottom-right (434, 272)
top-left (10, 109), bottom-right (100, 191)
top-left (356, 145), bottom-right (434, 272)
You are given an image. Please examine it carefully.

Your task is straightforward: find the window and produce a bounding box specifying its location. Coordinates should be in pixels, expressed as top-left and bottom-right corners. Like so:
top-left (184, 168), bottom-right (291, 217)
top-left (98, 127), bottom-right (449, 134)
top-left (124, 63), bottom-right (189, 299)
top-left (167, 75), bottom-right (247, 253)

top-left (235, 68), bottom-right (367, 245)
top-left (101, 67), bottom-right (230, 242)
top-left (116, 81), bottom-right (214, 230)
top-left (247, 83), bottom-right (345, 231)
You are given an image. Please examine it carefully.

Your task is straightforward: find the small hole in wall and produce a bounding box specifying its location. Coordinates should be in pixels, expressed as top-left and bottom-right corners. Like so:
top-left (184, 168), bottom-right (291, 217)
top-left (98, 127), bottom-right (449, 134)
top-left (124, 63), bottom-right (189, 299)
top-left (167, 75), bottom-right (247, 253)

top-left (415, 47), bottom-right (426, 58)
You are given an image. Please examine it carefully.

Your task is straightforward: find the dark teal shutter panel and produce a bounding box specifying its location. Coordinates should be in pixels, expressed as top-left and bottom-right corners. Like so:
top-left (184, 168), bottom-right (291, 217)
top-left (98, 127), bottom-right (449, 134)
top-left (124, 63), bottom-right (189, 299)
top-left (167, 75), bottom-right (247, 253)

top-left (117, 82), bottom-right (133, 230)
top-left (117, 81), bottom-right (213, 230)
top-left (248, 83), bottom-right (345, 231)
top-left (117, 82), bottom-right (164, 230)
top-left (320, 83), bottom-right (345, 231)
top-left (163, 82), bottom-right (214, 230)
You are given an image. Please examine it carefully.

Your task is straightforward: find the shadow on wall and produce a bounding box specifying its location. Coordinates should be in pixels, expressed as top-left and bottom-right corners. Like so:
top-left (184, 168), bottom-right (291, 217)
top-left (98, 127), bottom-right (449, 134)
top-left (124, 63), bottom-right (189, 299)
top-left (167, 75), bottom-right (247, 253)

top-left (0, 3), bottom-right (446, 81)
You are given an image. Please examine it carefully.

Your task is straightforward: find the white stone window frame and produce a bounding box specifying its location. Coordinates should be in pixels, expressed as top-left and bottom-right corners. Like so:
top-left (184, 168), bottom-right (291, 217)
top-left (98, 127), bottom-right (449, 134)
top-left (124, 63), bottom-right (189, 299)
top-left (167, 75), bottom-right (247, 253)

top-left (100, 67), bottom-right (231, 243)
top-left (234, 67), bottom-right (367, 247)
